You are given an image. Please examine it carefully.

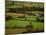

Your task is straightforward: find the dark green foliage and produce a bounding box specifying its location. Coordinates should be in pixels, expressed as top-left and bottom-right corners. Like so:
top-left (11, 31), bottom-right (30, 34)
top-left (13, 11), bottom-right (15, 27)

top-left (31, 7), bottom-right (44, 11)
top-left (37, 14), bottom-right (44, 22)
top-left (5, 15), bottom-right (13, 21)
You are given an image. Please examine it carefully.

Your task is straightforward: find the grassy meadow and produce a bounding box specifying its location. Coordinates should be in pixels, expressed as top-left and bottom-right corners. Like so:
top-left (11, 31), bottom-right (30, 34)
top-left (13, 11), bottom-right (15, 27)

top-left (5, 1), bottom-right (44, 34)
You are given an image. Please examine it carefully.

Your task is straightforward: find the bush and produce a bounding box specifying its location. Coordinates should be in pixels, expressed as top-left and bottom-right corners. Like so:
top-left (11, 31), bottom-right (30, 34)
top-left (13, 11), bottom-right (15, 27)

top-left (6, 15), bottom-right (13, 21)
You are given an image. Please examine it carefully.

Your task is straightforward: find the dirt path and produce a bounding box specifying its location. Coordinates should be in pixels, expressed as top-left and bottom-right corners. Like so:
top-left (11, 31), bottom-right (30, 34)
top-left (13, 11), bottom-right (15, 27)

top-left (6, 28), bottom-right (27, 34)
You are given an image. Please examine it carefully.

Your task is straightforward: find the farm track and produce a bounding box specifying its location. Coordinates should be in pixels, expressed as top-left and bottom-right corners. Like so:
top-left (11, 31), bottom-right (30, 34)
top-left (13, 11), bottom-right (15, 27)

top-left (6, 13), bottom-right (27, 16)
top-left (6, 28), bottom-right (27, 34)
top-left (6, 11), bottom-right (43, 16)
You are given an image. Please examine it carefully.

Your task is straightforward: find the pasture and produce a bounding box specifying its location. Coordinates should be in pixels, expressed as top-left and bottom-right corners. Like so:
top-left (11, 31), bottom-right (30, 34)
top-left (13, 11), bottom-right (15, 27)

top-left (6, 11), bottom-right (44, 34)
top-left (6, 19), bottom-right (43, 29)
top-left (5, 1), bottom-right (44, 34)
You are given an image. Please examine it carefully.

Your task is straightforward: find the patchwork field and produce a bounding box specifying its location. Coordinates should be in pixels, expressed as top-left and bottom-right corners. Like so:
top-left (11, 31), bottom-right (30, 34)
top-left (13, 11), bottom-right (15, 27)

top-left (6, 19), bottom-right (43, 28)
top-left (6, 11), bottom-right (44, 34)
top-left (5, 1), bottom-right (44, 34)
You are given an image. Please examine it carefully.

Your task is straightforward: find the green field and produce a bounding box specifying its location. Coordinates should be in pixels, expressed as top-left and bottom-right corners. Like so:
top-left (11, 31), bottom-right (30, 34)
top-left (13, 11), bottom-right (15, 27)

top-left (5, 1), bottom-right (44, 34)
top-left (6, 15), bottom-right (44, 29)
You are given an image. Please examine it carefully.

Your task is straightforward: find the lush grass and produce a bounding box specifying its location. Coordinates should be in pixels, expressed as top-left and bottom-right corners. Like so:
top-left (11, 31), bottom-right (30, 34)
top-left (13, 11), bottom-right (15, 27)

top-left (6, 13), bottom-right (44, 29)
top-left (27, 16), bottom-right (37, 21)
top-left (6, 20), bottom-right (29, 27)
top-left (32, 11), bottom-right (44, 14)
top-left (32, 22), bottom-right (44, 29)
top-left (6, 19), bottom-right (43, 29)
top-left (12, 15), bottom-right (37, 21)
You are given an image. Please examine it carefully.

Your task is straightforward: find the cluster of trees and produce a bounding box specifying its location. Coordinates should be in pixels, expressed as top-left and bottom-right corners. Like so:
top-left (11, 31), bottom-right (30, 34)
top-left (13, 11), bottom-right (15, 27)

top-left (6, 1), bottom-right (44, 13)
top-left (6, 6), bottom-right (44, 13)
top-left (31, 7), bottom-right (44, 11)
